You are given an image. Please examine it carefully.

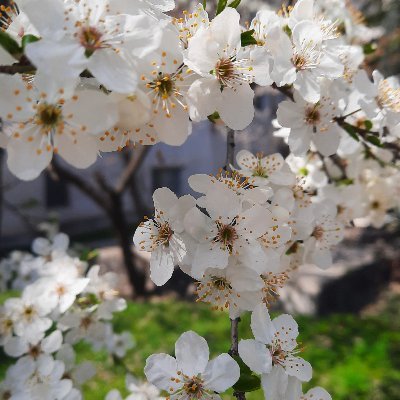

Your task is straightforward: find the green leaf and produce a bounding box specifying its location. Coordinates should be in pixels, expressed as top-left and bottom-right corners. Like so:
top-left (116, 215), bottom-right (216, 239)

top-left (19, 198), bottom-right (39, 209)
top-left (228, 0), bottom-right (241, 8)
top-left (283, 24), bottom-right (292, 37)
top-left (364, 120), bottom-right (373, 131)
top-left (21, 34), bottom-right (40, 50)
top-left (232, 356), bottom-right (261, 393)
top-left (207, 111), bottom-right (220, 123)
top-left (365, 134), bottom-right (382, 147)
top-left (343, 123), bottom-right (360, 142)
top-left (216, 0), bottom-right (228, 15)
top-left (241, 30), bottom-right (257, 47)
top-left (202, 0), bottom-right (206, 8)
top-left (79, 248), bottom-right (99, 262)
top-left (0, 30), bottom-right (21, 56)
top-left (233, 372), bottom-right (261, 392)
top-left (336, 178), bottom-right (354, 186)
top-left (363, 43), bottom-right (377, 55)
top-left (299, 167), bottom-right (309, 176)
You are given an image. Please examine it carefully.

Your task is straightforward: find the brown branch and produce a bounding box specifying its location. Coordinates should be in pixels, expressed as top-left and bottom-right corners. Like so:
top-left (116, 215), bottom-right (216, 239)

top-left (0, 64), bottom-right (35, 75)
top-left (115, 146), bottom-right (150, 194)
top-left (0, 56), bottom-right (36, 75)
top-left (49, 158), bottom-right (110, 211)
top-left (225, 129), bottom-right (236, 169)
top-left (271, 83), bottom-right (294, 101)
top-left (2, 197), bottom-right (40, 234)
top-left (0, 62), bottom-right (94, 78)
top-left (229, 317), bottom-right (240, 356)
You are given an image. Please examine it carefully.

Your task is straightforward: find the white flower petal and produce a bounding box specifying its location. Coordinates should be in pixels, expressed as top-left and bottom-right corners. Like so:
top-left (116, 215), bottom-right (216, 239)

top-left (175, 331), bottom-right (209, 376)
top-left (203, 353), bottom-right (240, 392)
top-left (285, 357), bottom-right (312, 382)
top-left (153, 105), bottom-right (191, 146)
top-left (261, 366), bottom-right (289, 400)
top-left (144, 354), bottom-right (180, 392)
top-left (63, 90), bottom-right (118, 134)
top-left (4, 337), bottom-right (29, 357)
top-left (218, 84), bottom-right (254, 130)
top-left (26, 39), bottom-right (87, 81)
top-left (250, 303), bottom-right (275, 345)
top-left (55, 128), bottom-right (99, 169)
top-left (238, 339), bottom-right (272, 374)
top-left (303, 387), bottom-right (332, 400)
top-left (7, 128), bottom-right (53, 181)
top-left (87, 49), bottom-right (137, 93)
top-left (42, 330), bottom-right (63, 354)
top-left (272, 314), bottom-right (299, 351)
top-left (150, 246), bottom-right (175, 286)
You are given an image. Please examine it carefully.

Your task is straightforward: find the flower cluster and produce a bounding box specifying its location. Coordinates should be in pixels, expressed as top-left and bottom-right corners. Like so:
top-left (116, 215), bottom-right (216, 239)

top-left (144, 314), bottom-right (331, 400)
top-left (0, 0), bottom-right (397, 181)
top-left (0, 230), bottom-right (134, 399)
top-left (145, 331), bottom-right (240, 400)
top-left (134, 150), bottom-right (345, 318)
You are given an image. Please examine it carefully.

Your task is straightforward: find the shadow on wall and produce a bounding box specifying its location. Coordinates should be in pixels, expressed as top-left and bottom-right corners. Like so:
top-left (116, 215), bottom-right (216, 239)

top-left (317, 259), bottom-right (394, 315)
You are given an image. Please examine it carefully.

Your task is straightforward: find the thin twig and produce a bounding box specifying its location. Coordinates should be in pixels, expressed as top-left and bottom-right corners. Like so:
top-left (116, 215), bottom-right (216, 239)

top-left (228, 317), bottom-right (240, 356)
top-left (2, 198), bottom-right (40, 234)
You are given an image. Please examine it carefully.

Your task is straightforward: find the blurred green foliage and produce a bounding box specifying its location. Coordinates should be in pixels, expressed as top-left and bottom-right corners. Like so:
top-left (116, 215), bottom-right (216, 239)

top-left (1, 294), bottom-right (400, 399)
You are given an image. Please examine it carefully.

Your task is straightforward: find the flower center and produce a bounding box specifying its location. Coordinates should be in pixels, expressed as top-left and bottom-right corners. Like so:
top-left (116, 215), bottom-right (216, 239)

top-left (29, 345), bottom-right (41, 359)
top-left (56, 284), bottom-right (66, 296)
top-left (312, 225), bottom-right (324, 240)
top-left (183, 376), bottom-right (204, 397)
top-left (195, 275), bottom-right (238, 312)
top-left (377, 80), bottom-right (400, 112)
top-left (157, 222), bottom-right (174, 247)
top-left (211, 276), bottom-right (231, 290)
top-left (80, 316), bottom-right (93, 330)
top-left (79, 26), bottom-right (103, 56)
top-left (305, 106), bottom-right (321, 125)
top-left (292, 54), bottom-right (307, 70)
top-left (252, 163), bottom-right (268, 178)
top-left (262, 272), bottom-right (289, 306)
top-left (23, 306), bottom-right (36, 320)
top-left (271, 345), bottom-right (286, 366)
top-left (2, 318), bottom-right (13, 330)
top-left (2, 391), bottom-right (11, 400)
top-left (148, 74), bottom-right (175, 99)
top-left (35, 104), bottom-right (63, 129)
top-left (371, 200), bottom-right (380, 210)
top-left (215, 58), bottom-right (235, 82)
top-left (215, 222), bottom-right (238, 252)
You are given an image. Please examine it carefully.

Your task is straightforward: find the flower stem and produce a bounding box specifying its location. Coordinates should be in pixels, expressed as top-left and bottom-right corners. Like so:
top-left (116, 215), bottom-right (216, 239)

top-left (225, 129), bottom-right (236, 170)
top-left (229, 317), bottom-right (240, 356)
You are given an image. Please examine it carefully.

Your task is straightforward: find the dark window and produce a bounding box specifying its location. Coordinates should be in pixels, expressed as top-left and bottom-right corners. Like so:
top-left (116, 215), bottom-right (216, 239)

top-left (152, 166), bottom-right (183, 196)
top-left (45, 173), bottom-right (69, 208)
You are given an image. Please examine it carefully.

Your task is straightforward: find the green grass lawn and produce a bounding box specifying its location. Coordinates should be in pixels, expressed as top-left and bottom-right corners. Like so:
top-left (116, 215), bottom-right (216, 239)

top-left (1, 292), bottom-right (400, 399)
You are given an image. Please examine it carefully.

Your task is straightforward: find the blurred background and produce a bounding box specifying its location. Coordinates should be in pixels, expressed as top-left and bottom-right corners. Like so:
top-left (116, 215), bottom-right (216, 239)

top-left (1, 0), bottom-right (400, 399)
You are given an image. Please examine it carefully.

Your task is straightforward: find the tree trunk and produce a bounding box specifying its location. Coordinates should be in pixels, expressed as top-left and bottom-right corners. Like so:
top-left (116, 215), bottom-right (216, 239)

top-left (107, 191), bottom-right (148, 297)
